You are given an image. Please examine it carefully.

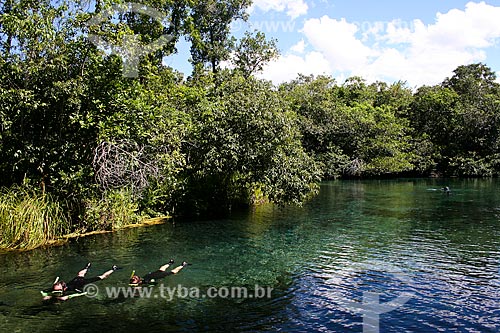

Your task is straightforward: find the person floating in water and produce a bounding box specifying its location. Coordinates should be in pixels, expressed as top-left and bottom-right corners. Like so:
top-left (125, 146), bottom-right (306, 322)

top-left (129, 259), bottom-right (188, 286)
top-left (441, 186), bottom-right (451, 195)
top-left (42, 263), bottom-right (120, 301)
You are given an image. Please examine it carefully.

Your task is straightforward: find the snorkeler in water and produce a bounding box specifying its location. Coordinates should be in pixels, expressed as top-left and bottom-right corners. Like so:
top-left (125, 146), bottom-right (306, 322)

top-left (41, 263), bottom-right (120, 301)
top-left (129, 260), bottom-right (188, 286)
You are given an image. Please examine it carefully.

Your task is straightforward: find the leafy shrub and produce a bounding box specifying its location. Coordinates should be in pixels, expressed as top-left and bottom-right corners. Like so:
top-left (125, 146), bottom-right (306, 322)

top-left (449, 154), bottom-right (493, 177)
top-left (82, 189), bottom-right (141, 231)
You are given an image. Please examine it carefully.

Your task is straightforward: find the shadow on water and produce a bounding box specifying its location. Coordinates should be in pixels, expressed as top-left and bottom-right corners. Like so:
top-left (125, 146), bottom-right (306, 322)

top-left (1, 179), bottom-right (500, 332)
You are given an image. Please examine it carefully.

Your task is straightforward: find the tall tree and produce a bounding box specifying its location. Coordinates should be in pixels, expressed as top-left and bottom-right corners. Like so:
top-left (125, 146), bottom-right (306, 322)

top-left (187, 0), bottom-right (250, 74)
top-left (443, 63), bottom-right (500, 159)
top-left (443, 63), bottom-right (500, 103)
top-left (117, 0), bottom-right (190, 68)
top-left (232, 30), bottom-right (278, 78)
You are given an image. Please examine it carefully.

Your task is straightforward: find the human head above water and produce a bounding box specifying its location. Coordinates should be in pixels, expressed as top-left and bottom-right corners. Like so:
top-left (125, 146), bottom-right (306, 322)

top-left (52, 281), bottom-right (67, 292)
top-left (129, 275), bottom-right (141, 285)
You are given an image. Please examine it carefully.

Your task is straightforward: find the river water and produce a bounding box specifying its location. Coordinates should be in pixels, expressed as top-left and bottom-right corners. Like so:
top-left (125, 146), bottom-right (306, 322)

top-left (1, 179), bottom-right (499, 332)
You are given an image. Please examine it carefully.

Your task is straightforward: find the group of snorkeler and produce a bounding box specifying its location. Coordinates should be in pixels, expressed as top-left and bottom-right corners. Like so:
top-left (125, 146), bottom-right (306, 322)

top-left (42, 259), bottom-right (188, 301)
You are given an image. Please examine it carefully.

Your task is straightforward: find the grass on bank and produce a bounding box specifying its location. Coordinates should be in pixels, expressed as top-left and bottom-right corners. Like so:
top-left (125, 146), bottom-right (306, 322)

top-left (0, 187), bottom-right (149, 250)
top-left (0, 186), bottom-right (71, 250)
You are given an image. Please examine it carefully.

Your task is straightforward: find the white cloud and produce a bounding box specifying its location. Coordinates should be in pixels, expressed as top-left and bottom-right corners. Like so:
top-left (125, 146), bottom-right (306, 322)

top-left (302, 16), bottom-right (375, 72)
top-left (262, 1), bottom-right (500, 86)
top-left (258, 52), bottom-right (331, 83)
top-left (290, 39), bottom-right (306, 53)
top-left (250, 0), bottom-right (308, 19)
top-left (384, 19), bottom-right (416, 44)
top-left (427, 2), bottom-right (500, 49)
top-left (376, 1), bottom-right (500, 86)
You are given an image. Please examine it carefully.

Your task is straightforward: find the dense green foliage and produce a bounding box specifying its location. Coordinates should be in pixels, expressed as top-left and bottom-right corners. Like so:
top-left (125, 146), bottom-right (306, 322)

top-left (182, 72), bottom-right (320, 213)
top-left (1, 0), bottom-right (500, 248)
top-left (281, 76), bottom-right (417, 178)
top-left (282, 68), bottom-right (500, 178)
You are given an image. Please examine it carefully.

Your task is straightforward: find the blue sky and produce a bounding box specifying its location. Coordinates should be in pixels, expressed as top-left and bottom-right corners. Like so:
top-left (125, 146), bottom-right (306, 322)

top-left (166, 0), bottom-right (500, 87)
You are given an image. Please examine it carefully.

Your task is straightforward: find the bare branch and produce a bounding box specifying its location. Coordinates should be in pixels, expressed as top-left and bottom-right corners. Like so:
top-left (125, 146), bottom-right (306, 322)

top-left (92, 140), bottom-right (166, 197)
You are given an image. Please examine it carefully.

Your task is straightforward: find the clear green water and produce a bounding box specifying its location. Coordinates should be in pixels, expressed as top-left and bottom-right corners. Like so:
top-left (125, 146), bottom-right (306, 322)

top-left (1, 179), bottom-right (499, 332)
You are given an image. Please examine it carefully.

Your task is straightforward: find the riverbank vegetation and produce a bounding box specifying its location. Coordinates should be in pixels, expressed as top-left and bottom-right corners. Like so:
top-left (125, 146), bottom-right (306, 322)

top-left (1, 0), bottom-right (500, 249)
